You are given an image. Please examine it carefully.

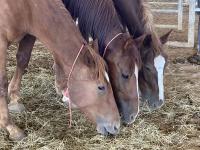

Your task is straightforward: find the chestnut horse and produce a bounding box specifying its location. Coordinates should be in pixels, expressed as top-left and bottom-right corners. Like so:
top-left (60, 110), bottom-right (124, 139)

top-left (63, 0), bottom-right (146, 124)
top-left (0, 0), bottom-right (120, 140)
top-left (113, 0), bottom-right (172, 110)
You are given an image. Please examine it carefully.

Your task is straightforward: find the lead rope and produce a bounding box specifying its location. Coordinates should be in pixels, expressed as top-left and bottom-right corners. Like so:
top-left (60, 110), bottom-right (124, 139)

top-left (103, 33), bottom-right (123, 57)
top-left (64, 44), bottom-right (85, 128)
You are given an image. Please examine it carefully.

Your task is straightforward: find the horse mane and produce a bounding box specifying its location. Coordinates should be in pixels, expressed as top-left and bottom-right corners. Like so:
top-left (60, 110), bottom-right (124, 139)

top-left (63, 0), bottom-right (123, 55)
top-left (137, 0), bottom-right (154, 33)
top-left (86, 45), bottom-right (108, 83)
top-left (137, 0), bottom-right (162, 53)
top-left (124, 38), bottom-right (142, 69)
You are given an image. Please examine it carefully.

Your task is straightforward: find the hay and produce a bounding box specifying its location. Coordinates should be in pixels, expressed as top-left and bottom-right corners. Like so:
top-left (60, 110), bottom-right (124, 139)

top-left (0, 41), bottom-right (199, 150)
top-left (1, 5), bottom-right (200, 148)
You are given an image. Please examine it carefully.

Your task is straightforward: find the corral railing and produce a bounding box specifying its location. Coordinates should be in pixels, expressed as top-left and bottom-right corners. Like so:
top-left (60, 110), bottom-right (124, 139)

top-left (149, 0), bottom-right (199, 49)
top-left (149, 0), bottom-right (184, 30)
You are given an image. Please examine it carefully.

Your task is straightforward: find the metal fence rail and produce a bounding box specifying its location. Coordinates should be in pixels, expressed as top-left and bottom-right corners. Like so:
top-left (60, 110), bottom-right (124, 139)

top-left (150, 0), bottom-right (183, 30)
top-left (149, 0), bottom-right (199, 48)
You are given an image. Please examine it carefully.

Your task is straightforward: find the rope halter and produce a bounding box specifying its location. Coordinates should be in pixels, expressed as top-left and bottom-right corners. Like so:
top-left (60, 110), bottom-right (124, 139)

top-left (63, 44), bottom-right (85, 128)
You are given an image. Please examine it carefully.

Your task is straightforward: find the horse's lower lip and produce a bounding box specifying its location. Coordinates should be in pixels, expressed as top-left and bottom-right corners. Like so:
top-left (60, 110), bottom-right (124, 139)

top-left (97, 124), bottom-right (119, 135)
top-left (121, 116), bottom-right (136, 125)
top-left (147, 99), bottom-right (164, 111)
top-left (97, 126), bottom-right (108, 135)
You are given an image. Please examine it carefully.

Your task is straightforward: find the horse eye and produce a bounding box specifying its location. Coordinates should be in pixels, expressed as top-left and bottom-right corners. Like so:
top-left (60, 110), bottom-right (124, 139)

top-left (145, 66), bottom-right (151, 71)
top-left (122, 73), bottom-right (129, 79)
top-left (98, 86), bottom-right (105, 91)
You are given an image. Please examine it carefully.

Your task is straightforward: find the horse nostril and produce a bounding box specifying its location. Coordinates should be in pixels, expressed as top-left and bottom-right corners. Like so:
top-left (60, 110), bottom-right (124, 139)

top-left (159, 99), bottom-right (164, 106)
top-left (130, 115), bottom-right (134, 120)
top-left (153, 103), bottom-right (157, 108)
top-left (113, 125), bottom-right (119, 132)
top-left (130, 113), bottom-right (137, 123)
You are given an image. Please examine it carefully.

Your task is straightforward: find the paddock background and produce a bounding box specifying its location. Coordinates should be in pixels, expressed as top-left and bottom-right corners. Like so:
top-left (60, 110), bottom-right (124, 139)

top-left (0, 2), bottom-right (200, 150)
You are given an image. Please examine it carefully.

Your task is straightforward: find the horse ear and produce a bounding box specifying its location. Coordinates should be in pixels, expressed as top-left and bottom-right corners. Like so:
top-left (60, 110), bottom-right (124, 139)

top-left (91, 39), bottom-right (99, 53)
top-left (134, 34), bottom-right (146, 49)
top-left (143, 34), bottom-right (152, 46)
top-left (160, 29), bottom-right (173, 45)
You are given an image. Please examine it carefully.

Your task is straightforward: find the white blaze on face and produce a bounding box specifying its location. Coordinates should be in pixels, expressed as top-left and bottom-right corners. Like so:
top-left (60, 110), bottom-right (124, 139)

top-left (134, 64), bottom-right (139, 98)
top-left (104, 71), bottom-right (110, 83)
top-left (154, 55), bottom-right (166, 101)
top-left (134, 64), bottom-right (139, 115)
top-left (75, 19), bottom-right (79, 26)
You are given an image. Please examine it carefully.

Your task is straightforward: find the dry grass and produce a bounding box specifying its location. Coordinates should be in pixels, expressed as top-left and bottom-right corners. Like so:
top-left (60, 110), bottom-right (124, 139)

top-left (0, 41), bottom-right (199, 150)
top-left (1, 3), bottom-right (200, 149)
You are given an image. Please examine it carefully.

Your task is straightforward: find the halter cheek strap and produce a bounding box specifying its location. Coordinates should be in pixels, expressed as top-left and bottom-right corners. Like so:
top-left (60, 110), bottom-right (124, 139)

top-left (103, 33), bottom-right (123, 57)
top-left (63, 44), bottom-right (84, 128)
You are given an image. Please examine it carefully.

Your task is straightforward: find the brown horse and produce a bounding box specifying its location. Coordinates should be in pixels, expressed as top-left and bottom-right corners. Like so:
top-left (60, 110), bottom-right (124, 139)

top-left (113, 0), bottom-right (172, 110)
top-left (0, 0), bottom-right (120, 140)
top-left (63, 0), bottom-right (146, 124)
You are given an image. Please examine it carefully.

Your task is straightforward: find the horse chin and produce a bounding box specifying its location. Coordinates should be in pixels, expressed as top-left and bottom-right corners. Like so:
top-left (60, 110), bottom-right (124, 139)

top-left (142, 96), bottom-right (164, 111)
top-left (96, 124), bottom-right (119, 136)
top-left (96, 117), bottom-right (120, 135)
top-left (147, 99), bottom-right (164, 111)
top-left (121, 116), bottom-right (136, 125)
top-left (96, 126), bottom-right (108, 135)
top-left (116, 99), bottom-right (138, 125)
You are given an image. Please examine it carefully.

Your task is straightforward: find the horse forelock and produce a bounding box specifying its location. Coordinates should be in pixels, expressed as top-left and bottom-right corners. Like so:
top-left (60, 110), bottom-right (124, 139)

top-left (133, 47), bottom-right (142, 69)
top-left (138, 0), bottom-right (154, 33)
top-left (151, 32), bottom-right (162, 54)
top-left (123, 38), bottom-right (142, 69)
top-left (86, 45), bottom-right (108, 83)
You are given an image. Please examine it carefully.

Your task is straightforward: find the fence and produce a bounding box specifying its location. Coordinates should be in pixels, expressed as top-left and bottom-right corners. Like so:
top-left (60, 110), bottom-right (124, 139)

top-left (196, 0), bottom-right (200, 53)
top-left (149, 0), bottom-right (199, 48)
top-left (149, 0), bottom-right (184, 30)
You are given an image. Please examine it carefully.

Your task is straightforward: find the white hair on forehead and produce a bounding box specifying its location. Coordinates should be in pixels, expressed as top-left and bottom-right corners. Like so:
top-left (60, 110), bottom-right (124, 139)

top-left (104, 71), bottom-right (110, 82)
top-left (154, 55), bottom-right (165, 101)
top-left (134, 64), bottom-right (139, 97)
top-left (134, 64), bottom-right (140, 116)
top-left (75, 18), bottom-right (78, 26)
top-left (89, 37), bottom-right (93, 42)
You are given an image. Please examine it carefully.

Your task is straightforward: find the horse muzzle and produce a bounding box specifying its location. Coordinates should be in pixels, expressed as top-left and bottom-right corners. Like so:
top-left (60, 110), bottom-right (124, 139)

top-left (96, 119), bottom-right (120, 135)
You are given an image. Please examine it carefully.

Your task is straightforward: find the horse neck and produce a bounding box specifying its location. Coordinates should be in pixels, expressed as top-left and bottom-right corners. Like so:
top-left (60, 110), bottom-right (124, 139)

top-left (104, 28), bottom-right (123, 47)
top-left (113, 0), bottom-right (145, 38)
top-left (65, 0), bottom-right (124, 55)
top-left (29, 0), bottom-right (86, 74)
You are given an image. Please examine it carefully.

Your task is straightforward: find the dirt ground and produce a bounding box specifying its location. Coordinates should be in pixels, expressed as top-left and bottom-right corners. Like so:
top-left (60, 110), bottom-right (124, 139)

top-left (0, 3), bottom-right (200, 150)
